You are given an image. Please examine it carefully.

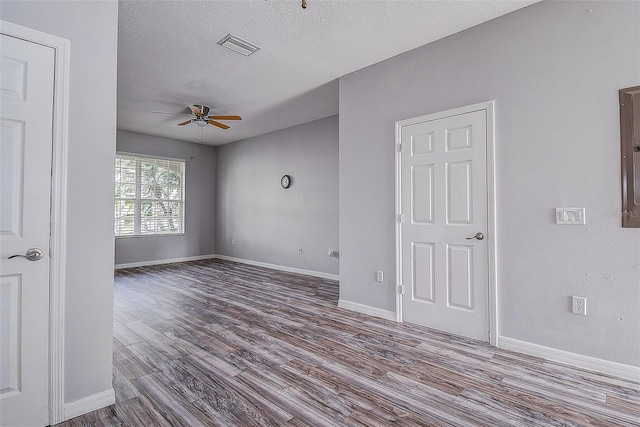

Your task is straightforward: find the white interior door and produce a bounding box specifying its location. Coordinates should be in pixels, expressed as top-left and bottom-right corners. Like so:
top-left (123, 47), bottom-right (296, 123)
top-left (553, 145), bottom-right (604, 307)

top-left (399, 108), bottom-right (489, 342)
top-left (0, 34), bottom-right (55, 427)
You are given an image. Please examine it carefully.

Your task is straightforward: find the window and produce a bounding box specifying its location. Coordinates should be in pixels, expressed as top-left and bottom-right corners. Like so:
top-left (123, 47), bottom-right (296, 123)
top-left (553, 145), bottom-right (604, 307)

top-left (114, 154), bottom-right (185, 237)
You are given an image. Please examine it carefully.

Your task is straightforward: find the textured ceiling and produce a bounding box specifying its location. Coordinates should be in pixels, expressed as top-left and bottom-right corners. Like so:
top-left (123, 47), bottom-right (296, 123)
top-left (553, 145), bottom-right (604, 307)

top-left (117, 0), bottom-right (537, 146)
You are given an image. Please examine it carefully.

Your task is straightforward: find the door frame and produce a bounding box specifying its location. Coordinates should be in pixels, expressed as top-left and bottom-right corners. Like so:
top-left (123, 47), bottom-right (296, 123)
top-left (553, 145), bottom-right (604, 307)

top-left (1, 20), bottom-right (70, 424)
top-left (395, 101), bottom-right (498, 345)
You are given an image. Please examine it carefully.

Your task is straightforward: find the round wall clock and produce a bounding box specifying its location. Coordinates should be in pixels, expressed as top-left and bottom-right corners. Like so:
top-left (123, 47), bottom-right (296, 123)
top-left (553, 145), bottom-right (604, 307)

top-left (281, 174), bottom-right (292, 189)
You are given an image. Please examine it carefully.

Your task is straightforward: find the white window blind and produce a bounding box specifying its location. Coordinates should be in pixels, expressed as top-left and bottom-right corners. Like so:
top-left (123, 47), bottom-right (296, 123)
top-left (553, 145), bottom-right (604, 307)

top-left (115, 154), bottom-right (185, 237)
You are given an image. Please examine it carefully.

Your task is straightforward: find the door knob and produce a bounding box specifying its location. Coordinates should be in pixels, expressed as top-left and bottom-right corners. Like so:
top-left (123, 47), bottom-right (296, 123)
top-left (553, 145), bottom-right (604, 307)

top-left (8, 248), bottom-right (44, 261)
top-left (466, 232), bottom-right (484, 241)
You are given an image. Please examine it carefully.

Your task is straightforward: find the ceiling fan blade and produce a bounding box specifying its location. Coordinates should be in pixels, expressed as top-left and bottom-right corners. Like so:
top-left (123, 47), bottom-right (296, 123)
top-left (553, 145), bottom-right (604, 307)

top-left (152, 111), bottom-right (193, 117)
top-left (207, 115), bottom-right (242, 121)
top-left (189, 105), bottom-right (202, 116)
top-left (177, 119), bottom-right (194, 126)
top-left (207, 120), bottom-right (230, 130)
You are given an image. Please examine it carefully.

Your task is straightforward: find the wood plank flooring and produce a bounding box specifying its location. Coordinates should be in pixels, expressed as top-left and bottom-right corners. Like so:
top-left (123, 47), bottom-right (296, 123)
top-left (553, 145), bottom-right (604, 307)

top-left (57, 259), bottom-right (640, 426)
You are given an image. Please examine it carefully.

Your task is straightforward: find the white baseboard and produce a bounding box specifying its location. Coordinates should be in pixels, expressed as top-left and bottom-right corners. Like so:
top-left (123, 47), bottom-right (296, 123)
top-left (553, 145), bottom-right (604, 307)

top-left (498, 336), bottom-right (640, 381)
top-left (215, 254), bottom-right (340, 281)
top-left (338, 299), bottom-right (396, 321)
top-left (64, 388), bottom-right (115, 420)
top-left (115, 254), bottom-right (216, 270)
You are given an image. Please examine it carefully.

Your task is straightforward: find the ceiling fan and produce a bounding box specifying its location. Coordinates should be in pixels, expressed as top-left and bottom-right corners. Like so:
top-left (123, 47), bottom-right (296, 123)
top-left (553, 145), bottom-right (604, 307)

top-left (153, 104), bottom-right (241, 130)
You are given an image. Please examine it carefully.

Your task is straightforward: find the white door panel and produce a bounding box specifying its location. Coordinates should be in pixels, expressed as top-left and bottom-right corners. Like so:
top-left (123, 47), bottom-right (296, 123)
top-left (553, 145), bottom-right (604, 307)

top-left (400, 109), bottom-right (489, 341)
top-left (411, 165), bottom-right (434, 223)
top-left (0, 34), bottom-right (54, 427)
top-left (412, 242), bottom-right (435, 302)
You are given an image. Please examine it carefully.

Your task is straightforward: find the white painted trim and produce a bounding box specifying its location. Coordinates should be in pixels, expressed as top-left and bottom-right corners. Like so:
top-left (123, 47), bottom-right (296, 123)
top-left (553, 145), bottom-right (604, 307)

top-left (115, 254), bottom-right (340, 281)
top-left (395, 101), bottom-right (498, 345)
top-left (214, 255), bottom-right (340, 281)
top-left (115, 254), bottom-right (217, 269)
top-left (1, 20), bottom-right (71, 425)
top-left (485, 102), bottom-right (498, 346)
top-left (64, 389), bottom-right (115, 420)
top-left (499, 336), bottom-right (640, 381)
top-left (338, 299), bottom-right (396, 321)
top-left (395, 118), bottom-right (403, 323)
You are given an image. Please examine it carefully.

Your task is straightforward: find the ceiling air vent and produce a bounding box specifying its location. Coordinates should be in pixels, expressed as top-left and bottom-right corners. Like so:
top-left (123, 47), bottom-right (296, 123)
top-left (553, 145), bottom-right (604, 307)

top-left (217, 34), bottom-right (260, 56)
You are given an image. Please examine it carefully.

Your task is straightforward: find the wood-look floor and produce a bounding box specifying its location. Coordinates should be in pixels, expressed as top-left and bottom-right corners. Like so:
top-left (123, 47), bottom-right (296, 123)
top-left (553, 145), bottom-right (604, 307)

top-left (57, 259), bottom-right (640, 426)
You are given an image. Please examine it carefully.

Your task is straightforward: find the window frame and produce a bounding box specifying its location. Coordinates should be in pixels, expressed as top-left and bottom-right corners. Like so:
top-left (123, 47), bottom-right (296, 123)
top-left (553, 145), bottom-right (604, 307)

top-left (115, 152), bottom-right (186, 238)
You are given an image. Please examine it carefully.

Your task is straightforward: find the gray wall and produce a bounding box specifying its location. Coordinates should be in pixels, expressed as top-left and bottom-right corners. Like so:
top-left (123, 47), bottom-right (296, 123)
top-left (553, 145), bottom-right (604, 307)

top-left (1, 1), bottom-right (118, 402)
top-left (216, 115), bottom-right (339, 275)
top-left (115, 131), bottom-right (217, 265)
top-left (339, 1), bottom-right (640, 366)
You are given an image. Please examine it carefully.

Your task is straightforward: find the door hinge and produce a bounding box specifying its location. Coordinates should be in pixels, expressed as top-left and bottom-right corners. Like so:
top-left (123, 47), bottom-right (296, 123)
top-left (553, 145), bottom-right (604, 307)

top-left (398, 142), bottom-right (403, 152)
top-left (397, 214), bottom-right (404, 223)
top-left (397, 285), bottom-right (404, 295)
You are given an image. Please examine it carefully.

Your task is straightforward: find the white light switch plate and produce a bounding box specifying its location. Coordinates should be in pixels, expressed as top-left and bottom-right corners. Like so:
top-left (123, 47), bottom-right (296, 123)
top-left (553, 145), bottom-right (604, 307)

top-left (556, 208), bottom-right (586, 225)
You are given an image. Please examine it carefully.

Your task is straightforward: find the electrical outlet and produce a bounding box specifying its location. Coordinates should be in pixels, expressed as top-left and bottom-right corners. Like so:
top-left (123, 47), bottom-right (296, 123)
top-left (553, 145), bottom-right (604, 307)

top-left (231, 239), bottom-right (235, 245)
top-left (298, 247), bottom-right (303, 254)
top-left (556, 208), bottom-right (586, 225)
top-left (376, 270), bottom-right (384, 283)
top-left (572, 296), bottom-right (587, 315)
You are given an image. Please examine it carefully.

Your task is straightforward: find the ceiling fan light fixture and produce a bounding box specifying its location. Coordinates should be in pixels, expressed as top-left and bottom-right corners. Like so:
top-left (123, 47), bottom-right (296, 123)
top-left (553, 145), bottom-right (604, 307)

top-left (217, 33), bottom-right (260, 56)
top-left (155, 104), bottom-right (241, 131)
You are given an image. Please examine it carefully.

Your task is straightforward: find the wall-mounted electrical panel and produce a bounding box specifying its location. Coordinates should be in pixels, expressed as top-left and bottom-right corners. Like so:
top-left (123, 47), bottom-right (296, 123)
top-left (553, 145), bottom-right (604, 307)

top-left (620, 86), bottom-right (640, 228)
